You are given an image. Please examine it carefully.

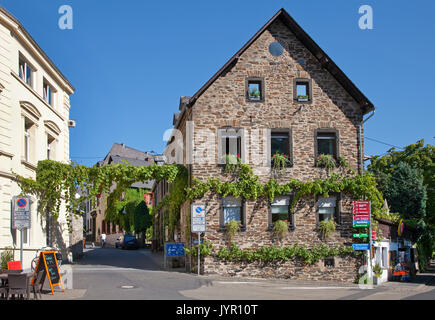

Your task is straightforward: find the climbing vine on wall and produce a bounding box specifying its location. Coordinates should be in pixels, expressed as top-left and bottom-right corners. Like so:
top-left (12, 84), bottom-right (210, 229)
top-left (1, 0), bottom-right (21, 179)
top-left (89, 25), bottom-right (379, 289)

top-left (14, 160), bottom-right (183, 231)
top-left (14, 159), bottom-right (384, 233)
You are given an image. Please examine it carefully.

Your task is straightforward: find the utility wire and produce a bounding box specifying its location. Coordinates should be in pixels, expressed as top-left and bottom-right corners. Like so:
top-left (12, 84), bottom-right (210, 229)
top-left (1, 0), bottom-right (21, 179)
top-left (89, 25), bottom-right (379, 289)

top-left (365, 137), bottom-right (404, 150)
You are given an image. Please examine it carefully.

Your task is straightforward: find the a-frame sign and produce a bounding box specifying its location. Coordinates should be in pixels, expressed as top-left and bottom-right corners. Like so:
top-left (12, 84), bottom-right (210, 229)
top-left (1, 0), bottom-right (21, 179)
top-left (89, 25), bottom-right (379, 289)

top-left (31, 251), bottom-right (64, 295)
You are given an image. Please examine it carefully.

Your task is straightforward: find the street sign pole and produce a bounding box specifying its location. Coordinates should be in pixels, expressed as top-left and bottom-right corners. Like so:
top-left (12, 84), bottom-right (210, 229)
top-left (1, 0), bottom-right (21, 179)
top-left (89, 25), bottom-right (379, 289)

top-left (368, 201), bottom-right (372, 281)
top-left (191, 204), bottom-right (206, 276)
top-left (20, 228), bottom-right (23, 266)
top-left (197, 232), bottom-right (200, 276)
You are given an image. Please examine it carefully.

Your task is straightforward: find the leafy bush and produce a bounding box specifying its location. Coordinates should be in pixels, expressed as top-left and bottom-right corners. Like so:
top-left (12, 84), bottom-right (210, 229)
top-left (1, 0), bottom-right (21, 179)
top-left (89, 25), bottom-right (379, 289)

top-left (1, 247), bottom-right (14, 271)
top-left (272, 220), bottom-right (289, 240)
top-left (225, 220), bottom-right (240, 242)
top-left (216, 242), bottom-right (358, 265)
top-left (318, 220), bottom-right (336, 239)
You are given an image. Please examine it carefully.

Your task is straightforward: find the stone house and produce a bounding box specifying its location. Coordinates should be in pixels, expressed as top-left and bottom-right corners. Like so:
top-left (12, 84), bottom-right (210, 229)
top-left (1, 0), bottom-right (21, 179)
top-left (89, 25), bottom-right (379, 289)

top-left (155, 8), bottom-right (376, 282)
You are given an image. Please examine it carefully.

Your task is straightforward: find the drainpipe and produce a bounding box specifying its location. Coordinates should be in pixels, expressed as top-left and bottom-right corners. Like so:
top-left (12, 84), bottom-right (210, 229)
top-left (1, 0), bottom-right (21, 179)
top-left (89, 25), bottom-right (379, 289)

top-left (359, 109), bottom-right (375, 176)
top-left (358, 108), bottom-right (375, 283)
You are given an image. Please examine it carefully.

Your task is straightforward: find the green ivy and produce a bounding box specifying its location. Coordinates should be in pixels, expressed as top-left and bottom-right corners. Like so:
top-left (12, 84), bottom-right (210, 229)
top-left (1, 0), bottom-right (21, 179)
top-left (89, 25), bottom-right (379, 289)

top-left (15, 158), bottom-right (384, 235)
top-left (215, 242), bottom-right (359, 265)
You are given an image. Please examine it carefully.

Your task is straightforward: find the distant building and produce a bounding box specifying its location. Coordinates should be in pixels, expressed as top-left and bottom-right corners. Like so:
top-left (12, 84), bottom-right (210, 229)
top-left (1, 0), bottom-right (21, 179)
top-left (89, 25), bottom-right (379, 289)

top-left (0, 6), bottom-right (77, 267)
top-left (92, 143), bottom-right (158, 247)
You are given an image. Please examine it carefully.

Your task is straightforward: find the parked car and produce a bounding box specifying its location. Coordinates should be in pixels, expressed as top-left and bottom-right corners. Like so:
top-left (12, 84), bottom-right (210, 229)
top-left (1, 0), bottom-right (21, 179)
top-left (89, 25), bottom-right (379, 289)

top-left (120, 235), bottom-right (139, 250)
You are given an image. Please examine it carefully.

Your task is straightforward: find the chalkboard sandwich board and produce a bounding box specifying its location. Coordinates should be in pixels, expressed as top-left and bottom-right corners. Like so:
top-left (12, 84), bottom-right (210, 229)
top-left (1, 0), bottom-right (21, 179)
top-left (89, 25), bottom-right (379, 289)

top-left (32, 251), bottom-right (64, 295)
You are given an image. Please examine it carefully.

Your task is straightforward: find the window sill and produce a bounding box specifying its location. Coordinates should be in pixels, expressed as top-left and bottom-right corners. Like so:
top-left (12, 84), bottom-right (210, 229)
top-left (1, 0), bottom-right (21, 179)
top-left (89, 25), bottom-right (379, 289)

top-left (0, 150), bottom-right (14, 159)
top-left (294, 98), bottom-right (312, 104)
top-left (246, 98), bottom-right (265, 103)
top-left (21, 159), bottom-right (37, 171)
top-left (219, 226), bottom-right (246, 232)
top-left (268, 225), bottom-right (295, 231)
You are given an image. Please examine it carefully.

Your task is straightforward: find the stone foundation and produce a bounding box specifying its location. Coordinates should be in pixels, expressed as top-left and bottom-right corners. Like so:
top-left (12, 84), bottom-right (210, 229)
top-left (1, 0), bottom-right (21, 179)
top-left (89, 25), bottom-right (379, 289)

top-left (203, 255), bottom-right (362, 283)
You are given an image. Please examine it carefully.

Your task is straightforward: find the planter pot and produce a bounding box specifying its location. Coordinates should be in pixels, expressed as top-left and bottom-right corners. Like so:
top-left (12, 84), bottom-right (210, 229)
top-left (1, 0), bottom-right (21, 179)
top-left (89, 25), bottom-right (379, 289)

top-left (373, 276), bottom-right (382, 285)
top-left (297, 97), bottom-right (309, 102)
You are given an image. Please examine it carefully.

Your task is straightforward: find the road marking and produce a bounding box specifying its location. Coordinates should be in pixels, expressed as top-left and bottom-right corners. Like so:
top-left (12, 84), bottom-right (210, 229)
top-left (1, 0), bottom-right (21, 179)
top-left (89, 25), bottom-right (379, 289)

top-left (279, 286), bottom-right (366, 290)
top-left (216, 281), bottom-right (262, 284)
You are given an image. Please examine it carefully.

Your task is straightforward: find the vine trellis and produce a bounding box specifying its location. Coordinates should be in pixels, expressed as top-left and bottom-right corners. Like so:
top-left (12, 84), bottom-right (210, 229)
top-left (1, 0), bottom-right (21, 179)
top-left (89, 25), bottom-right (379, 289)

top-left (14, 160), bottom-right (384, 233)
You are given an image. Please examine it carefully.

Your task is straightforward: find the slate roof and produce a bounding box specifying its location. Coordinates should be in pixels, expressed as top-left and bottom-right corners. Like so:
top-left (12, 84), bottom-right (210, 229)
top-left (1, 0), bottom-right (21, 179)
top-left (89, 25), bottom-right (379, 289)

top-left (97, 143), bottom-right (157, 190)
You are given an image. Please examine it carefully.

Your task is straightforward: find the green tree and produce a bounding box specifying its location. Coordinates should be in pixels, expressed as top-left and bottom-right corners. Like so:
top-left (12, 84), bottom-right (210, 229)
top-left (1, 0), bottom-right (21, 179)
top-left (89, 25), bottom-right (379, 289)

top-left (367, 139), bottom-right (434, 270)
top-left (383, 162), bottom-right (427, 220)
top-left (368, 139), bottom-right (434, 222)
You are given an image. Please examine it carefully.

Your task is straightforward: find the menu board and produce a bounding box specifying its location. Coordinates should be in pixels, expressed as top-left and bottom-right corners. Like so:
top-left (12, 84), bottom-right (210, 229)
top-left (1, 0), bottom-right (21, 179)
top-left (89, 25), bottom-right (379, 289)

top-left (32, 251), bottom-right (64, 295)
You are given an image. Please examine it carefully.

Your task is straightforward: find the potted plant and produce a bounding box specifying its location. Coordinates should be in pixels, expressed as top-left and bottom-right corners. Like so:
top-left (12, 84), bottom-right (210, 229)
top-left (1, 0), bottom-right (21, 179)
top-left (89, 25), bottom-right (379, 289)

top-left (224, 154), bottom-right (241, 174)
top-left (1, 247), bottom-right (14, 273)
top-left (225, 220), bottom-right (240, 243)
top-left (318, 220), bottom-right (336, 240)
top-left (373, 263), bottom-right (383, 285)
top-left (316, 154), bottom-right (337, 171)
top-left (272, 152), bottom-right (291, 173)
top-left (297, 95), bottom-right (309, 102)
top-left (273, 220), bottom-right (289, 241)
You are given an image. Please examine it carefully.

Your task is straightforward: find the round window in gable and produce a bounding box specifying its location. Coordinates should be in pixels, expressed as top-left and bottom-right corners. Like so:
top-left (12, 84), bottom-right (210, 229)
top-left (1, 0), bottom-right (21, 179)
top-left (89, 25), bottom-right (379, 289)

top-left (269, 41), bottom-right (284, 57)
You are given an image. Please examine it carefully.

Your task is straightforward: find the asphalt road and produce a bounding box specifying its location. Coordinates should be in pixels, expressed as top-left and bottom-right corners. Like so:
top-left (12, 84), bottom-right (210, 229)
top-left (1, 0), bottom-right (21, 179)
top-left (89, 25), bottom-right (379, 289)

top-left (41, 247), bottom-right (435, 300)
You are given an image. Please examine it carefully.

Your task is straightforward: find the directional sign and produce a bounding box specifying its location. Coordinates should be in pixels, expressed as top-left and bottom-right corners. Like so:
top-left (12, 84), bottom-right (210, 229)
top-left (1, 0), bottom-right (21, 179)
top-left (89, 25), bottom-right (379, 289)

top-left (353, 233), bottom-right (369, 238)
top-left (353, 220), bottom-right (370, 227)
top-left (352, 243), bottom-right (370, 251)
top-left (353, 215), bottom-right (370, 221)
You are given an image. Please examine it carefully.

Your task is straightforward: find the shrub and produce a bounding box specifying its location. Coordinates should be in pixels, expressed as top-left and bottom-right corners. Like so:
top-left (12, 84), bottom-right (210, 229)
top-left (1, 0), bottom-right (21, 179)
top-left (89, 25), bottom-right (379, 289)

top-left (1, 247), bottom-right (14, 271)
top-left (225, 220), bottom-right (240, 242)
top-left (273, 220), bottom-right (289, 240)
top-left (318, 220), bottom-right (336, 239)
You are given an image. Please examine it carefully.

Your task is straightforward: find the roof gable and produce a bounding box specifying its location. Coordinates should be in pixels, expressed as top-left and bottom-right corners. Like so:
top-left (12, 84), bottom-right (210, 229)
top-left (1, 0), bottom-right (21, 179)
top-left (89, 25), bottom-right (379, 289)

top-left (188, 8), bottom-right (374, 115)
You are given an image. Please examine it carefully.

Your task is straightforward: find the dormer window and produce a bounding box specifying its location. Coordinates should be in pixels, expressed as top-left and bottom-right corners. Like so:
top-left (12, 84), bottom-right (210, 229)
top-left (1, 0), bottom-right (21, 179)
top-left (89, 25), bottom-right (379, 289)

top-left (294, 78), bottom-right (312, 103)
top-left (246, 77), bottom-right (265, 102)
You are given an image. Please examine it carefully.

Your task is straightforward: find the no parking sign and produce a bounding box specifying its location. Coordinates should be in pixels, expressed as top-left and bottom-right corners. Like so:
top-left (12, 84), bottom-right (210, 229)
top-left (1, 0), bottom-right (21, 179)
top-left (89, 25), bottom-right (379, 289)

top-left (12, 196), bottom-right (31, 229)
top-left (191, 204), bottom-right (206, 232)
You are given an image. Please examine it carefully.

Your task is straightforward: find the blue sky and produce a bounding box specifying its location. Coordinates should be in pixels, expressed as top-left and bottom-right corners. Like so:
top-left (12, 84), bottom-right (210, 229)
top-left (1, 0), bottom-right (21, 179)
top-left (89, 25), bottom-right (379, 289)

top-left (1, 0), bottom-right (434, 166)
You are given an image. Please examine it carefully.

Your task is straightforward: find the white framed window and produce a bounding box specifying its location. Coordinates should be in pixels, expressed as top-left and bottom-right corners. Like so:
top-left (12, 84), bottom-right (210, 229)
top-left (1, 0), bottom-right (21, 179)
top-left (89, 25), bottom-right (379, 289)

top-left (23, 118), bottom-right (34, 162)
top-left (43, 79), bottom-right (55, 106)
top-left (47, 134), bottom-right (55, 160)
top-left (19, 56), bottom-right (34, 88)
top-left (218, 128), bottom-right (244, 164)
top-left (222, 196), bottom-right (242, 224)
top-left (317, 196), bottom-right (337, 222)
top-left (271, 196), bottom-right (290, 223)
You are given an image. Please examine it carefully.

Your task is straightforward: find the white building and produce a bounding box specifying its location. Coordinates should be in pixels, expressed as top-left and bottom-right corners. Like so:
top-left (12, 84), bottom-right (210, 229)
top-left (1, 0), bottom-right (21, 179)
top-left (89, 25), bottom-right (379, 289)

top-left (0, 6), bottom-right (76, 269)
